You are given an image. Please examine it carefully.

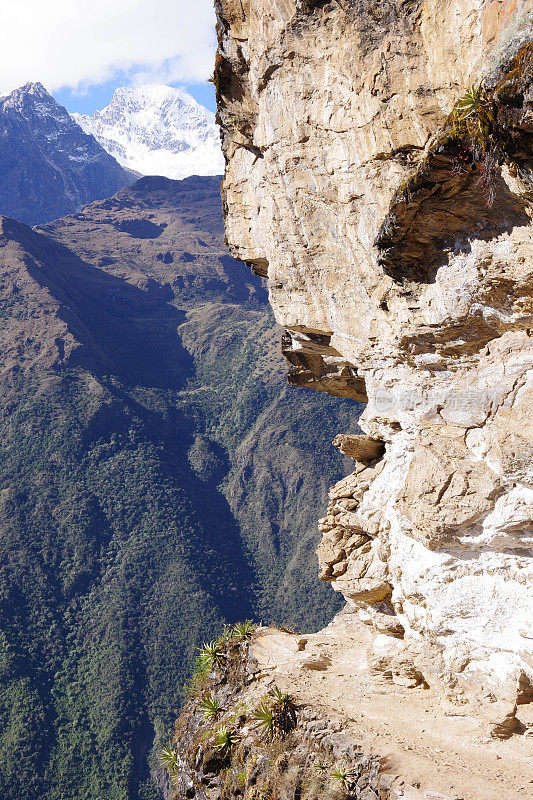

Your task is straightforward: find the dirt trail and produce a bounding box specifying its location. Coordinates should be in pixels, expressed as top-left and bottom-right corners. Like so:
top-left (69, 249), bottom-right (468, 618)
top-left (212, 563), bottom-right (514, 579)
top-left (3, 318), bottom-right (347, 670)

top-left (250, 617), bottom-right (533, 800)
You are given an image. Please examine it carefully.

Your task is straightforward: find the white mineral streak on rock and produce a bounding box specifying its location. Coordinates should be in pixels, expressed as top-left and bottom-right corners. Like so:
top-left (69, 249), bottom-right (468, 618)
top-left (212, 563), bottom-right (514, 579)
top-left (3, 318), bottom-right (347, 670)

top-left (215, 0), bottom-right (533, 734)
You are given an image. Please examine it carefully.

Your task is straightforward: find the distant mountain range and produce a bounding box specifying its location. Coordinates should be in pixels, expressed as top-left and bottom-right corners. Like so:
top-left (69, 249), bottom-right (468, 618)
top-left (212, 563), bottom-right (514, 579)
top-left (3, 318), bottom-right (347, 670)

top-left (0, 82), bottom-right (223, 227)
top-left (0, 82), bottom-right (133, 225)
top-left (72, 85), bottom-right (224, 179)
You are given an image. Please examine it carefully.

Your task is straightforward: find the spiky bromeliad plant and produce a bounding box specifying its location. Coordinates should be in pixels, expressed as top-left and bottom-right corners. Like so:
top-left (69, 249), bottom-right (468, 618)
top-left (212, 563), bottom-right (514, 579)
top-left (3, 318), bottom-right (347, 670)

top-left (185, 639), bottom-right (226, 698)
top-left (448, 81), bottom-right (495, 151)
top-left (331, 763), bottom-right (362, 795)
top-left (268, 685), bottom-right (297, 735)
top-left (198, 640), bottom-right (225, 671)
top-left (331, 764), bottom-right (350, 791)
top-left (446, 81), bottom-right (501, 206)
top-left (252, 700), bottom-right (276, 740)
top-left (213, 725), bottom-right (240, 758)
top-left (253, 685), bottom-right (297, 739)
top-left (159, 747), bottom-right (180, 784)
top-left (198, 692), bottom-right (223, 721)
top-left (232, 620), bottom-right (257, 641)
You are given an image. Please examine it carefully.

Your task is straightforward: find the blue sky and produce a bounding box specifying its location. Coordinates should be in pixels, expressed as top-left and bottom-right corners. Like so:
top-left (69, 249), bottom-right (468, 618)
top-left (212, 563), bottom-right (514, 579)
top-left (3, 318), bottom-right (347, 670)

top-left (0, 1), bottom-right (217, 114)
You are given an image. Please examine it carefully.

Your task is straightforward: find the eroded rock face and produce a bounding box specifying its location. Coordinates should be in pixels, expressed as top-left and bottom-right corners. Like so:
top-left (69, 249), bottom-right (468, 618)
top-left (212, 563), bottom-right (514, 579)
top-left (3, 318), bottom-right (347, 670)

top-left (215, 0), bottom-right (533, 732)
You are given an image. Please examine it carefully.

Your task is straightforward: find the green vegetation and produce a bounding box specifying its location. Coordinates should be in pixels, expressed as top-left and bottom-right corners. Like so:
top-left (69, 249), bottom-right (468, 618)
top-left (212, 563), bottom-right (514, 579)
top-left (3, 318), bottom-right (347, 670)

top-left (198, 640), bottom-right (226, 671)
top-left (163, 638), bottom-right (384, 800)
top-left (0, 322), bottom-right (358, 799)
top-left (252, 701), bottom-right (276, 740)
top-left (183, 653), bottom-right (211, 700)
top-left (379, 36), bottom-right (533, 249)
top-left (252, 686), bottom-right (297, 740)
top-left (178, 303), bottom-right (360, 631)
top-left (444, 40), bottom-right (533, 205)
top-left (331, 764), bottom-right (350, 790)
top-left (231, 620), bottom-right (257, 641)
top-left (198, 693), bottom-right (223, 721)
top-left (213, 725), bottom-right (240, 757)
top-left (158, 747), bottom-right (180, 785)
top-left (0, 181), bottom-right (362, 799)
top-left (448, 82), bottom-right (491, 145)
top-left (0, 369), bottom-right (234, 800)
top-left (267, 686), bottom-right (297, 736)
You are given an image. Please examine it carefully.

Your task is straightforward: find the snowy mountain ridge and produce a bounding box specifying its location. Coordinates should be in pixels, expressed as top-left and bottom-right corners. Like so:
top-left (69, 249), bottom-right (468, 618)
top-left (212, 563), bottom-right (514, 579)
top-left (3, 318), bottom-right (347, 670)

top-left (72, 85), bottom-right (224, 179)
top-left (0, 82), bottom-right (132, 224)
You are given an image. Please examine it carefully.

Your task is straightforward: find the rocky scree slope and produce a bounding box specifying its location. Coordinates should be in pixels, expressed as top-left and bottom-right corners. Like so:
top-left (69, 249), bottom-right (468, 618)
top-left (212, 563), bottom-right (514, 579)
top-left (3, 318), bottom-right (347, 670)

top-left (0, 82), bottom-right (133, 225)
top-left (0, 175), bottom-right (361, 800)
top-left (73, 86), bottom-right (224, 180)
top-left (168, 1), bottom-right (533, 795)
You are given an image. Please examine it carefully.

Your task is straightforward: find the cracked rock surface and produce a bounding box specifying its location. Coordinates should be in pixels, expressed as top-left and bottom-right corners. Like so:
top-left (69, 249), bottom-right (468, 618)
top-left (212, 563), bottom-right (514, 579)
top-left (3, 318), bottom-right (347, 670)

top-left (215, 0), bottom-right (533, 737)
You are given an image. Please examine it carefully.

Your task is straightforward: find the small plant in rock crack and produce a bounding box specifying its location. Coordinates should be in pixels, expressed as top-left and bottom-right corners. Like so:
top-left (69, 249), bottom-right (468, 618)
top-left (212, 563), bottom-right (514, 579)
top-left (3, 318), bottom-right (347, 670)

top-left (198, 692), bottom-right (223, 721)
top-left (232, 619), bottom-right (257, 641)
top-left (198, 640), bottom-right (226, 671)
top-left (331, 764), bottom-right (351, 791)
top-left (445, 81), bottom-right (502, 207)
top-left (159, 747), bottom-right (180, 784)
top-left (448, 138), bottom-right (501, 206)
top-left (449, 143), bottom-right (471, 176)
top-left (279, 622), bottom-right (296, 634)
top-left (331, 763), bottom-right (363, 795)
top-left (450, 82), bottom-right (494, 146)
top-left (454, 82), bottom-right (485, 122)
top-left (213, 725), bottom-right (240, 758)
top-left (268, 686), bottom-right (297, 734)
top-left (475, 148), bottom-right (501, 207)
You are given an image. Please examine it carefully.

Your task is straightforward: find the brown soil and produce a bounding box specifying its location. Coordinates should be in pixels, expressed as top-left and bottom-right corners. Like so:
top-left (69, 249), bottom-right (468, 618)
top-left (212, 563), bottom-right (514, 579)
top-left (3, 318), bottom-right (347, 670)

top-left (250, 617), bottom-right (533, 800)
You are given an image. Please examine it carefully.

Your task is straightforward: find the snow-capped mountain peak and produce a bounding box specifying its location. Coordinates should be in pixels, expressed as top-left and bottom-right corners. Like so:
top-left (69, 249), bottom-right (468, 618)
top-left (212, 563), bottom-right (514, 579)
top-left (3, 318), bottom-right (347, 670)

top-left (0, 82), bottom-right (132, 225)
top-left (72, 85), bottom-right (224, 179)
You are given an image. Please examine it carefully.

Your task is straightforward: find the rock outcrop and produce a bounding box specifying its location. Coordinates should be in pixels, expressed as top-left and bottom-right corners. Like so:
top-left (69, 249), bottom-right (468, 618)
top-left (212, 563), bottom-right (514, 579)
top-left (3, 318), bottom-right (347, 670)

top-left (214, 0), bottom-right (533, 742)
top-left (170, 622), bottom-right (533, 800)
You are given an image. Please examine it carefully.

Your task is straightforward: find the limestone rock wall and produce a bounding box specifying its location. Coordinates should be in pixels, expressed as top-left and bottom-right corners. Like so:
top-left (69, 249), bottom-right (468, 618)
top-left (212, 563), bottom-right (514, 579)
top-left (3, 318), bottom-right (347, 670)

top-left (214, 0), bottom-right (533, 732)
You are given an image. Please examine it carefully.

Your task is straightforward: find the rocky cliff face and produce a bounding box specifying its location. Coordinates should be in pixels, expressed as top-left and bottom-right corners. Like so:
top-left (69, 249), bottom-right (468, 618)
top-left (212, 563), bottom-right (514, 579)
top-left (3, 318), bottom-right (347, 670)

top-left (213, 0), bottom-right (533, 743)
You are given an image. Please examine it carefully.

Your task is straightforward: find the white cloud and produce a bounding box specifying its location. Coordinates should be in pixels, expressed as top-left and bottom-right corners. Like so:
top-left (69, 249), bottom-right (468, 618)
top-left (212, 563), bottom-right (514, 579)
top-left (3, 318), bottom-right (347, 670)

top-left (0, 0), bottom-right (217, 94)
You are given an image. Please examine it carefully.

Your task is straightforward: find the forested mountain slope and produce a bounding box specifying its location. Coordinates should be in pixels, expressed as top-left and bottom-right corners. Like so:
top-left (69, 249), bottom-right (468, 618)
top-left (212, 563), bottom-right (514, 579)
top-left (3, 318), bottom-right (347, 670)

top-left (0, 175), bottom-right (361, 799)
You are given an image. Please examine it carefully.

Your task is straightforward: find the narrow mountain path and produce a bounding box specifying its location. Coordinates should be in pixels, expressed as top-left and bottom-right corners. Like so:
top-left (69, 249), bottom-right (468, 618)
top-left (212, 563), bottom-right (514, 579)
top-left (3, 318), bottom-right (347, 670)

top-left (250, 617), bottom-right (533, 800)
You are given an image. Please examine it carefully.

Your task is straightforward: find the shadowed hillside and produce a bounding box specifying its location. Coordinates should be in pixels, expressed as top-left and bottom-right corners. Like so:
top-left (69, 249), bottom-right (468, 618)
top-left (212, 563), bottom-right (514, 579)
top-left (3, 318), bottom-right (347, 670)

top-left (0, 175), bottom-right (361, 800)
